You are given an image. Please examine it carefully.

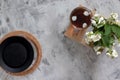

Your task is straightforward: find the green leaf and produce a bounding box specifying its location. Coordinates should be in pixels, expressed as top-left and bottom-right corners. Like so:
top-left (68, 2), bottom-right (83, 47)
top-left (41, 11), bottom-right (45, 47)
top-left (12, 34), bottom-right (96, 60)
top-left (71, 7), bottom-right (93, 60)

top-left (111, 24), bottom-right (120, 38)
top-left (101, 35), bottom-right (111, 47)
top-left (109, 36), bottom-right (114, 45)
top-left (104, 24), bottom-right (111, 35)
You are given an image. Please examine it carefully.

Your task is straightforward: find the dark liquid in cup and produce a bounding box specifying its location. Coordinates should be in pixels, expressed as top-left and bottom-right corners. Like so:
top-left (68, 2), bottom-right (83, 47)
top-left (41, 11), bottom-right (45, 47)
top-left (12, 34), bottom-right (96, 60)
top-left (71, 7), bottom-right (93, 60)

top-left (3, 42), bottom-right (27, 68)
top-left (70, 7), bottom-right (92, 29)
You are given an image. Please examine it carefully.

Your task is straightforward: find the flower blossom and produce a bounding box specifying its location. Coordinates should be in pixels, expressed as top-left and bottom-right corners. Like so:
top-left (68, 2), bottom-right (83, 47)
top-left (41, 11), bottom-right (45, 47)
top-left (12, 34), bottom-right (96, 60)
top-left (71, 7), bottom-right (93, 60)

top-left (110, 13), bottom-right (118, 20)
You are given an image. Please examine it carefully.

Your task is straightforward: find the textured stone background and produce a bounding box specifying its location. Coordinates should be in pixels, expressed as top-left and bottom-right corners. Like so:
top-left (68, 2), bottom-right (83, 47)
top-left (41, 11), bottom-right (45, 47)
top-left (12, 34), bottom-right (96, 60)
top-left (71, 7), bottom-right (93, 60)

top-left (0, 0), bottom-right (120, 80)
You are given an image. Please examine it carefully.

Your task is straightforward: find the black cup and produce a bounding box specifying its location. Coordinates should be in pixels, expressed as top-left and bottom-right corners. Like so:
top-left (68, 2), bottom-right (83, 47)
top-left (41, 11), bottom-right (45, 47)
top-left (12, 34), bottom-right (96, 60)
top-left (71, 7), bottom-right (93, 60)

top-left (0, 31), bottom-right (42, 76)
top-left (0, 36), bottom-right (34, 73)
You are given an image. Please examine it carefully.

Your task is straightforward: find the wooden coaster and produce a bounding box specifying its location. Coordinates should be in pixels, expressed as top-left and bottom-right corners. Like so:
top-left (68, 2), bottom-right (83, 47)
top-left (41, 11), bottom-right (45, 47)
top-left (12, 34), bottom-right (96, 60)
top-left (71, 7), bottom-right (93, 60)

top-left (0, 31), bottom-right (42, 76)
top-left (64, 24), bottom-right (87, 45)
top-left (64, 6), bottom-right (95, 46)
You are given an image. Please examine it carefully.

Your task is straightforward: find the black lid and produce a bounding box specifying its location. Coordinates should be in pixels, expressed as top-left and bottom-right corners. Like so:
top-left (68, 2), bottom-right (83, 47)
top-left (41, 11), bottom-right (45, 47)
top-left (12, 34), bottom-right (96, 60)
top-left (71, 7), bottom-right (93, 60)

top-left (0, 36), bottom-right (34, 73)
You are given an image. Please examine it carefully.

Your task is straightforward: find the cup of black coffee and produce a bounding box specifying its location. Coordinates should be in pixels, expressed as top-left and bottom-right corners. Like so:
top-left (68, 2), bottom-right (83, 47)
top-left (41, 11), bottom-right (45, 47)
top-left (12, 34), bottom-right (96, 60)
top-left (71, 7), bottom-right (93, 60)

top-left (0, 31), bottom-right (42, 76)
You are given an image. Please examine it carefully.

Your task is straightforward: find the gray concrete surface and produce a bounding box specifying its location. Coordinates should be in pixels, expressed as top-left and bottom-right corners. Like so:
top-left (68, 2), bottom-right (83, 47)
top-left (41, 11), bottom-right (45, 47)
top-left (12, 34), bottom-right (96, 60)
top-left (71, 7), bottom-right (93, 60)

top-left (0, 0), bottom-right (120, 80)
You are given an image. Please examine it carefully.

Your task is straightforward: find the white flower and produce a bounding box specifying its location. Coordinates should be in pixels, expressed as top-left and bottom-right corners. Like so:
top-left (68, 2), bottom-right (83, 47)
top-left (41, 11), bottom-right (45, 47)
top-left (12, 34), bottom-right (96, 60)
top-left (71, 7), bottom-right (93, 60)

top-left (86, 31), bottom-right (93, 35)
top-left (91, 20), bottom-right (97, 26)
top-left (112, 49), bottom-right (118, 58)
top-left (98, 17), bottom-right (105, 24)
top-left (113, 42), bottom-right (115, 46)
top-left (92, 33), bottom-right (101, 42)
top-left (93, 46), bottom-right (103, 55)
top-left (94, 46), bottom-right (101, 52)
top-left (85, 31), bottom-right (94, 43)
top-left (86, 35), bottom-right (93, 42)
top-left (96, 51), bottom-right (102, 55)
top-left (110, 13), bottom-right (118, 19)
top-left (116, 20), bottom-right (120, 25)
top-left (85, 32), bottom-right (101, 43)
top-left (106, 52), bottom-right (111, 57)
top-left (106, 48), bottom-right (118, 58)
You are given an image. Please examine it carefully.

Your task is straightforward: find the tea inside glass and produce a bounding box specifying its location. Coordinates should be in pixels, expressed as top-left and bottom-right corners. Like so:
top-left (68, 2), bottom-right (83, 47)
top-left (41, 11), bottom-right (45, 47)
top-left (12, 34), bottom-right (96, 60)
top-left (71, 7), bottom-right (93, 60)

top-left (70, 7), bottom-right (92, 29)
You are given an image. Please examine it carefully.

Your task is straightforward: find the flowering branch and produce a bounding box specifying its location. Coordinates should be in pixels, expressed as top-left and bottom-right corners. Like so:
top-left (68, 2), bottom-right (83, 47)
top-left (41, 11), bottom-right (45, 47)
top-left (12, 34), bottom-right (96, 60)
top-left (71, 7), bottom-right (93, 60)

top-left (85, 13), bottom-right (120, 58)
